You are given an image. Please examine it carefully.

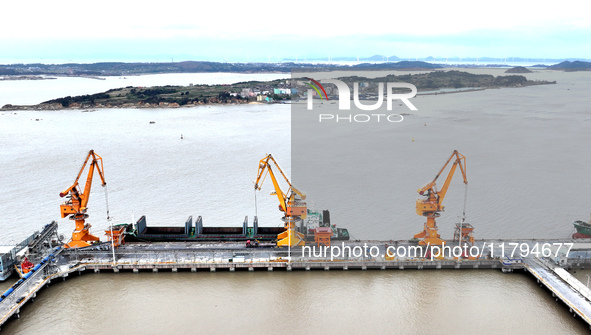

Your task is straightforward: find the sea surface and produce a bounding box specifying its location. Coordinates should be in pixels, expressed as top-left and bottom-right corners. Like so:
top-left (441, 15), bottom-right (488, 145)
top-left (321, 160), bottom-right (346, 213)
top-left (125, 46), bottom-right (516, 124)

top-left (1, 70), bottom-right (590, 334)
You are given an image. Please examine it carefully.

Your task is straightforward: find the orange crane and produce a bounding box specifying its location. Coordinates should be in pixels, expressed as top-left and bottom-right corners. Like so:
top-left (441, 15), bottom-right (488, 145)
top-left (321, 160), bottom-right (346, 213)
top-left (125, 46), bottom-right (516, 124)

top-left (414, 150), bottom-right (467, 246)
top-left (254, 154), bottom-right (306, 247)
top-left (59, 150), bottom-right (107, 248)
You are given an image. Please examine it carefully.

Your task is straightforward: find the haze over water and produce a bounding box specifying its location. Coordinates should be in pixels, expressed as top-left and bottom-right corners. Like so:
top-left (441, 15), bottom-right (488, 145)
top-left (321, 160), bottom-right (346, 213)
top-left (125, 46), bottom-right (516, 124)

top-left (1, 69), bottom-right (590, 333)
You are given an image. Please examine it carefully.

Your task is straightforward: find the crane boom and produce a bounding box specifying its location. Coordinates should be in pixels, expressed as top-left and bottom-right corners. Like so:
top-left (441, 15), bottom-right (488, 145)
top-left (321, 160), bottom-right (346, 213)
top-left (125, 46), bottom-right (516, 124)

top-left (255, 154), bottom-right (289, 213)
top-left (254, 154), bottom-right (306, 247)
top-left (414, 150), bottom-right (468, 246)
top-left (436, 151), bottom-right (467, 202)
top-left (60, 150), bottom-right (107, 248)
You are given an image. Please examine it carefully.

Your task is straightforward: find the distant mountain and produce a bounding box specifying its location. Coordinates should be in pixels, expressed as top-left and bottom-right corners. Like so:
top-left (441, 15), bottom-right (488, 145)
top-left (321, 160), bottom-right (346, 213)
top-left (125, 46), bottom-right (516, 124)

top-left (0, 61), bottom-right (298, 76)
top-left (547, 61), bottom-right (591, 71)
top-left (282, 55), bottom-right (401, 62)
top-left (363, 55), bottom-right (386, 61)
top-left (353, 61), bottom-right (443, 70)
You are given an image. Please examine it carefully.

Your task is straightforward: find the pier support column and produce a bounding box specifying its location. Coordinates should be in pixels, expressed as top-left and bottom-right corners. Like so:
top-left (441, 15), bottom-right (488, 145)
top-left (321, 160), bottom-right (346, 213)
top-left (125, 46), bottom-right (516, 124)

top-left (133, 268), bottom-right (139, 273)
top-left (399, 265), bottom-right (404, 270)
top-left (172, 268), bottom-right (178, 273)
top-left (153, 268), bottom-right (158, 273)
top-left (248, 267), bottom-right (254, 272)
top-left (267, 267), bottom-right (273, 272)
top-left (287, 266), bottom-right (292, 271)
top-left (305, 266), bottom-right (310, 271)
top-left (230, 267), bottom-right (235, 272)
top-left (191, 268), bottom-right (197, 273)
top-left (343, 266), bottom-right (348, 271)
top-left (94, 268), bottom-right (100, 273)
top-left (210, 267), bottom-right (216, 272)
top-left (324, 266), bottom-right (330, 271)
top-left (436, 264), bottom-right (442, 270)
top-left (381, 265), bottom-right (386, 270)
top-left (362, 265), bottom-right (367, 271)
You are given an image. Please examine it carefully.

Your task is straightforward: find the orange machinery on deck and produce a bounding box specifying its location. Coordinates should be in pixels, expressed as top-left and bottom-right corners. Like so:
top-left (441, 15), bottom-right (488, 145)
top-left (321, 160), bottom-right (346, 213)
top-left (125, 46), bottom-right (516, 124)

top-left (105, 224), bottom-right (126, 248)
top-left (453, 222), bottom-right (475, 246)
top-left (414, 150), bottom-right (468, 246)
top-left (20, 257), bottom-right (34, 274)
top-left (59, 150), bottom-right (107, 248)
top-left (254, 154), bottom-right (307, 247)
top-left (314, 227), bottom-right (332, 247)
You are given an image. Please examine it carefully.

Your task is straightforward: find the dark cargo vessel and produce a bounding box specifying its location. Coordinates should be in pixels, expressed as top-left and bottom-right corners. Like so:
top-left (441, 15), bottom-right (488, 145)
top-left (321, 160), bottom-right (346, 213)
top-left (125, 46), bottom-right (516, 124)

top-left (124, 210), bottom-right (349, 243)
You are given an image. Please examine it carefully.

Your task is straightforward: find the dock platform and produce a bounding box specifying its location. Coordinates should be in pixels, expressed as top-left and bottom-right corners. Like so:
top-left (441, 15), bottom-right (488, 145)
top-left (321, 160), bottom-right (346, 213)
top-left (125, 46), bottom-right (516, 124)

top-left (524, 256), bottom-right (591, 327)
top-left (3, 237), bottom-right (591, 330)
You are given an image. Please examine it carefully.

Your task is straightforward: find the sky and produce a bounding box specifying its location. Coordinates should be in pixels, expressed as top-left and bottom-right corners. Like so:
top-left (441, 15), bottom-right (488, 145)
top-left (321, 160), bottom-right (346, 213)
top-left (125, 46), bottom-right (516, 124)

top-left (1, 0), bottom-right (590, 63)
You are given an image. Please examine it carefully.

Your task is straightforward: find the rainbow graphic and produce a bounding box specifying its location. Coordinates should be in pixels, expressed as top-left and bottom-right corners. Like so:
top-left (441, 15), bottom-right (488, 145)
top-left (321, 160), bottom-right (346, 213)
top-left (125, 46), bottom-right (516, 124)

top-left (305, 77), bottom-right (329, 100)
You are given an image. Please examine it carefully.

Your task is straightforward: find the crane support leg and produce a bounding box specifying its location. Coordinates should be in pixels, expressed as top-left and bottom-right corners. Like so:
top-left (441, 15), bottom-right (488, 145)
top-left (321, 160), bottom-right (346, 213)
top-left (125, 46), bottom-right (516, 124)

top-left (65, 217), bottom-right (99, 248)
top-left (277, 228), bottom-right (306, 247)
top-left (414, 216), bottom-right (445, 246)
top-left (277, 221), bottom-right (305, 247)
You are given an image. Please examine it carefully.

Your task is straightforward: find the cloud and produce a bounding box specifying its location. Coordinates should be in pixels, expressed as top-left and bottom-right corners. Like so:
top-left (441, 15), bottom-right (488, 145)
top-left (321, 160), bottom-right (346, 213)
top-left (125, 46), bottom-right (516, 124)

top-left (2, 0), bottom-right (589, 61)
top-left (4, 0), bottom-right (590, 40)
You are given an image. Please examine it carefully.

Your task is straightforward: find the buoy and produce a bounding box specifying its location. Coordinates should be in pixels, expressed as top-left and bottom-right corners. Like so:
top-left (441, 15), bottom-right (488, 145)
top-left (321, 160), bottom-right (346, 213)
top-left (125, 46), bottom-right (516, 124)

top-left (181, 134), bottom-right (184, 140)
top-left (412, 138), bottom-right (414, 142)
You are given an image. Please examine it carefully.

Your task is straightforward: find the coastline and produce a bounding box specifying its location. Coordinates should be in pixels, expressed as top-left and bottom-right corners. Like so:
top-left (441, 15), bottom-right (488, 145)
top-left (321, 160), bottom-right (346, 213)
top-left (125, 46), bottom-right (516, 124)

top-left (1, 100), bottom-right (271, 111)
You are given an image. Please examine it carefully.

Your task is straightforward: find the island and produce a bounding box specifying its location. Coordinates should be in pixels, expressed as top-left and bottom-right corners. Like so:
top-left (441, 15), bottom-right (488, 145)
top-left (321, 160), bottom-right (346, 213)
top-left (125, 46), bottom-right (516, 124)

top-left (505, 66), bottom-right (533, 73)
top-left (1, 70), bottom-right (556, 110)
top-left (547, 60), bottom-right (591, 72)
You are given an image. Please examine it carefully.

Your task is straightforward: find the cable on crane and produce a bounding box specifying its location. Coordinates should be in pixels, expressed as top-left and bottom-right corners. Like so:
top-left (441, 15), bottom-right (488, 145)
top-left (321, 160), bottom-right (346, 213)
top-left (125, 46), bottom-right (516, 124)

top-left (254, 186), bottom-right (258, 219)
top-left (462, 183), bottom-right (468, 223)
top-left (104, 184), bottom-right (111, 221)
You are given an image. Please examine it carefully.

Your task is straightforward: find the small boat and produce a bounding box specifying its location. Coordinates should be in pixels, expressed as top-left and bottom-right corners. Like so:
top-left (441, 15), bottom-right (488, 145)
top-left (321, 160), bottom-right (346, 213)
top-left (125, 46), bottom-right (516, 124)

top-left (572, 218), bottom-right (591, 238)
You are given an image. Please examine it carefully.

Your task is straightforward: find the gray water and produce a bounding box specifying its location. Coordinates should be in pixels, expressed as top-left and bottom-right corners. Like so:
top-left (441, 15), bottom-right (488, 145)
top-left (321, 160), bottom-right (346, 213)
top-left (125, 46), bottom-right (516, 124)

top-left (291, 69), bottom-right (591, 241)
top-left (1, 69), bottom-right (590, 334)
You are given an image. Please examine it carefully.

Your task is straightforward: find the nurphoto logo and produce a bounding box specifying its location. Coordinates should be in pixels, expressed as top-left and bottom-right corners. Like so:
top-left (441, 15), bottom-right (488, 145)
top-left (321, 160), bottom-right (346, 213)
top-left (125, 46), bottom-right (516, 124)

top-left (304, 77), bottom-right (418, 123)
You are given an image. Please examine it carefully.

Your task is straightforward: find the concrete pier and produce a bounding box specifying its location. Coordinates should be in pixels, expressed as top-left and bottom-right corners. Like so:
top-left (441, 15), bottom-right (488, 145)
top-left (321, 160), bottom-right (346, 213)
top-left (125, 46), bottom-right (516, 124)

top-left (3, 239), bottom-right (591, 330)
top-left (524, 257), bottom-right (591, 329)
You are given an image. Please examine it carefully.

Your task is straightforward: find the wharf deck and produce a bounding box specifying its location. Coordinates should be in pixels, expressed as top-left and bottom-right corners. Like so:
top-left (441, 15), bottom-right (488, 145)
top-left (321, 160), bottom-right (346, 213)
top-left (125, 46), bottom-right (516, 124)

top-left (524, 257), bottom-right (591, 328)
top-left (4, 239), bottom-right (591, 330)
top-left (0, 248), bottom-right (63, 330)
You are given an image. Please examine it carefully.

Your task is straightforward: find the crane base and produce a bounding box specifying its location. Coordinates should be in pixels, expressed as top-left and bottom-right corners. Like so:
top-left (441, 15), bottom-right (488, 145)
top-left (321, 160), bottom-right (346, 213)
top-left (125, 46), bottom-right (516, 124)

top-left (413, 231), bottom-right (427, 239)
top-left (418, 237), bottom-right (445, 246)
top-left (277, 229), bottom-right (305, 247)
top-left (65, 230), bottom-right (100, 249)
top-left (65, 240), bottom-right (94, 248)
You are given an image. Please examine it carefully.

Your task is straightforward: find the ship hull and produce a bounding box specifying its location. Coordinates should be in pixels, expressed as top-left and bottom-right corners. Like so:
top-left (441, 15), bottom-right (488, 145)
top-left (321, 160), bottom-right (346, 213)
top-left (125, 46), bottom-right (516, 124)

top-left (573, 220), bottom-right (591, 238)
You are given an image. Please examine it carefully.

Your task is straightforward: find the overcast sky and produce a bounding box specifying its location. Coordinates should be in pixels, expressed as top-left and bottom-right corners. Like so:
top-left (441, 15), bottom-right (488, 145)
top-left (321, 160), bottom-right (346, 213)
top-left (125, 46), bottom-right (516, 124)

top-left (1, 0), bottom-right (589, 63)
